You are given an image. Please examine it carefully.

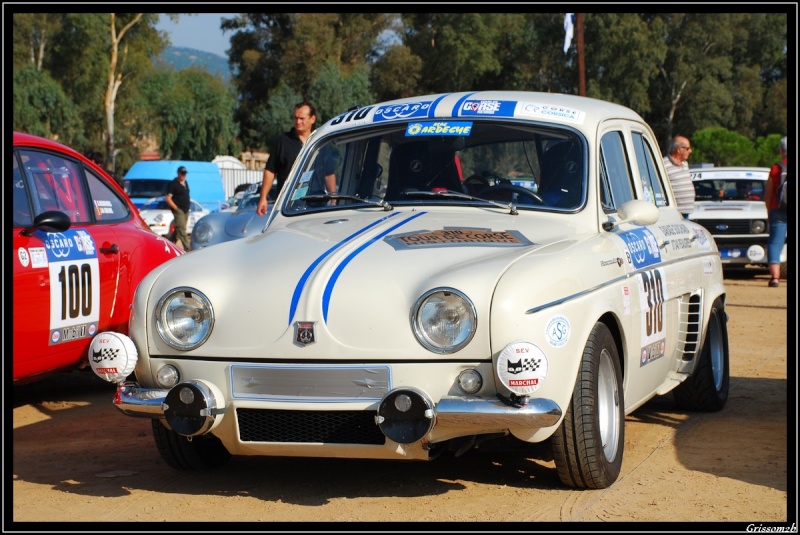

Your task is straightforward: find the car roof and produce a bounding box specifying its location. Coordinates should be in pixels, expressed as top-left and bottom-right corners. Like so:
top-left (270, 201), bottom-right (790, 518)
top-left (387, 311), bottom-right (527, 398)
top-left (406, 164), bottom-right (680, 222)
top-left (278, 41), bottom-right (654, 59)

top-left (315, 90), bottom-right (645, 139)
top-left (690, 167), bottom-right (770, 181)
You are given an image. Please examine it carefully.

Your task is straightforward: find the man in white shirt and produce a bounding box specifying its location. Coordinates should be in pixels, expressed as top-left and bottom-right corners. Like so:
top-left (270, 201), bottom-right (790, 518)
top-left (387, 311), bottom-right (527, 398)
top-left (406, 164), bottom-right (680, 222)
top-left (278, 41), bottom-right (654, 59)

top-left (662, 136), bottom-right (695, 218)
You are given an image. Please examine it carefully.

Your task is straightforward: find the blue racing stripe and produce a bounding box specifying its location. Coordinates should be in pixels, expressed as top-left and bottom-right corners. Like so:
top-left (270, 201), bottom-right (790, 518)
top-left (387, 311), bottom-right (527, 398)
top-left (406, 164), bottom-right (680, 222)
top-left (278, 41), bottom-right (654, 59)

top-left (322, 212), bottom-right (427, 323)
top-left (427, 94), bottom-right (450, 117)
top-left (288, 212), bottom-right (402, 325)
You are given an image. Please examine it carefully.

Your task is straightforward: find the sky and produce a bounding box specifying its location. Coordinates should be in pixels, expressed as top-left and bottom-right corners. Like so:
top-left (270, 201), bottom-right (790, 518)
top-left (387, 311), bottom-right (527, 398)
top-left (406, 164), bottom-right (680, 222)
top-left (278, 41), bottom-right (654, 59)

top-left (154, 13), bottom-right (237, 57)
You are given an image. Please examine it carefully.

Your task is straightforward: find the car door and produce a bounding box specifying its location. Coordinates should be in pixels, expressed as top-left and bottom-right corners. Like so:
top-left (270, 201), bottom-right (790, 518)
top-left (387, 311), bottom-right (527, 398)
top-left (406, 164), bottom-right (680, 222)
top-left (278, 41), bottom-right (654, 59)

top-left (12, 147), bottom-right (121, 381)
top-left (597, 125), bottom-right (691, 404)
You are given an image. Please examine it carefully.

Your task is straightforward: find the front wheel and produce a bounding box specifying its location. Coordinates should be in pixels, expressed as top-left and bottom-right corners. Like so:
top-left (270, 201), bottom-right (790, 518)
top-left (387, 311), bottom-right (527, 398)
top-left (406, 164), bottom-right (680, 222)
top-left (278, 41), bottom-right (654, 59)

top-left (151, 419), bottom-right (232, 470)
top-left (551, 322), bottom-right (624, 489)
top-left (673, 297), bottom-right (729, 411)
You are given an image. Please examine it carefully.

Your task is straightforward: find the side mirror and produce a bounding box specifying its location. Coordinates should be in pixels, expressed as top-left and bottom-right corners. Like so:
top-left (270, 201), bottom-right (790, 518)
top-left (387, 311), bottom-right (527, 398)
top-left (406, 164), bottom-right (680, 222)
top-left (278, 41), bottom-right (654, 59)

top-left (602, 200), bottom-right (660, 231)
top-left (21, 210), bottom-right (71, 236)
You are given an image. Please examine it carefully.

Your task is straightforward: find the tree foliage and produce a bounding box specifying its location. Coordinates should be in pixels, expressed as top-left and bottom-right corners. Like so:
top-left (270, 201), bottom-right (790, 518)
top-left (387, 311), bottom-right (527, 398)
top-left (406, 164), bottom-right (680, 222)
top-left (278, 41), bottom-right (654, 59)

top-left (11, 10), bottom-right (789, 174)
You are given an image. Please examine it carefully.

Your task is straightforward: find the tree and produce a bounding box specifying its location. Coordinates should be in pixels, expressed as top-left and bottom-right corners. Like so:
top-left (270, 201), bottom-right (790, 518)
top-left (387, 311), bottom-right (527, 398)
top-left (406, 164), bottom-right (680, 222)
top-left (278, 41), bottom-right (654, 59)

top-left (13, 63), bottom-right (84, 144)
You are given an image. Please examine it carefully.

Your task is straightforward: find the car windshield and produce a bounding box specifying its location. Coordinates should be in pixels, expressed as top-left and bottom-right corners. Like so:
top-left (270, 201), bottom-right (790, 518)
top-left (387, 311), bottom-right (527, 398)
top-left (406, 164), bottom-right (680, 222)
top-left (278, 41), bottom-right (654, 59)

top-left (282, 120), bottom-right (585, 214)
top-left (124, 179), bottom-right (170, 198)
top-left (693, 179), bottom-right (764, 201)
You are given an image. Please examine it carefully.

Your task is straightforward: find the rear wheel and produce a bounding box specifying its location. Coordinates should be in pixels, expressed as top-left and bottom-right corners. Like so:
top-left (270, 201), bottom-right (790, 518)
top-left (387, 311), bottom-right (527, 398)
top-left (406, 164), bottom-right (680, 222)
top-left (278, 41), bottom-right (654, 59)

top-left (551, 322), bottom-right (624, 489)
top-left (673, 297), bottom-right (729, 411)
top-left (151, 419), bottom-right (232, 470)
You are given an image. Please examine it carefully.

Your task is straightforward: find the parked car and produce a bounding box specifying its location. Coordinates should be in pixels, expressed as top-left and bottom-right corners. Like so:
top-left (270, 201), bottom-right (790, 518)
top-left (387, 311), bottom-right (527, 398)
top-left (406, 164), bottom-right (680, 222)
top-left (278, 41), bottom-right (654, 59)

top-left (138, 196), bottom-right (210, 237)
top-left (88, 91), bottom-right (729, 489)
top-left (11, 132), bottom-right (184, 384)
top-left (191, 193), bottom-right (270, 249)
top-left (122, 160), bottom-right (226, 212)
top-left (689, 166), bottom-right (787, 276)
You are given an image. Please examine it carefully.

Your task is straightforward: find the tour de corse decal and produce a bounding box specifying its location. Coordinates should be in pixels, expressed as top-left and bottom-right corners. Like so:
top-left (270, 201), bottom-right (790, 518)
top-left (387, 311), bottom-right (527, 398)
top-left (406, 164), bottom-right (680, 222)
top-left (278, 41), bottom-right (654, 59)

top-left (497, 341), bottom-right (548, 395)
top-left (44, 229), bottom-right (100, 345)
top-left (638, 267), bottom-right (668, 367)
top-left (545, 315), bottom-right (570, 347)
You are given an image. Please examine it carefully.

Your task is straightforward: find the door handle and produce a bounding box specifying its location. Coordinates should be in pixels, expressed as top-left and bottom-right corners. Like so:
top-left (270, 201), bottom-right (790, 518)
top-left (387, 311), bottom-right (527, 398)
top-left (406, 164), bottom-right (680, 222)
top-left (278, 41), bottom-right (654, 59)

top-left (100, 243), bottom-right (120, 254)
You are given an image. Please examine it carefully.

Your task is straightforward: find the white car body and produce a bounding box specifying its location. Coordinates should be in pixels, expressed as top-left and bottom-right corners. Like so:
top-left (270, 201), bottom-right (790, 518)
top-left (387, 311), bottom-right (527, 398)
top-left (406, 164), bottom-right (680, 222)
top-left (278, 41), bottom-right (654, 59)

top-left (89, 91), bottom-right (729, 489)
top-left (138, 197), bottom-right (210, 236)
top-left (689, 166), bottom-right (787, 269)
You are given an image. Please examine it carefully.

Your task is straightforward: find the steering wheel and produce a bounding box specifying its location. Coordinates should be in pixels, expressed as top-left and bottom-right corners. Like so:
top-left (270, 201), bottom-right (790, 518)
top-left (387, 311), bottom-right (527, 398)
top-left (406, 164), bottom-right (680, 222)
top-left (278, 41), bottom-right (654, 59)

top-left (477, 184), bottom-right (545, 205)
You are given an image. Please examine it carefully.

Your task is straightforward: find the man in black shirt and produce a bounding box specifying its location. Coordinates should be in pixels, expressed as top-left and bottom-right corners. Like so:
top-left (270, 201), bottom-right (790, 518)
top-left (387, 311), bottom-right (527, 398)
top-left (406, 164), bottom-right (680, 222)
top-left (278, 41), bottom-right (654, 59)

top-left (165, 165), bottom-right (191, 251)
top-left (256, 101), bottom-right (318, 216)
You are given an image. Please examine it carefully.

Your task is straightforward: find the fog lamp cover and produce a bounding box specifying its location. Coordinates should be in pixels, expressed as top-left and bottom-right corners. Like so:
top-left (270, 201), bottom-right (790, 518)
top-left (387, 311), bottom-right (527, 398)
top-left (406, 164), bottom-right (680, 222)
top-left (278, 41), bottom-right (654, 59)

top-left (375, 388), bottom-right (435, 444)
top-left (163, 381), bottom-right (219, 436)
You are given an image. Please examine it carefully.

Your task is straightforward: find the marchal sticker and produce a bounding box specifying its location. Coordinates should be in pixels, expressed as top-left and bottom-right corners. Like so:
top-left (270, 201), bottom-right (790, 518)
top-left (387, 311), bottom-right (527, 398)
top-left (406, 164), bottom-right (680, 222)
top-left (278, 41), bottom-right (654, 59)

top-left (496, 341), bottom-right (548, 395)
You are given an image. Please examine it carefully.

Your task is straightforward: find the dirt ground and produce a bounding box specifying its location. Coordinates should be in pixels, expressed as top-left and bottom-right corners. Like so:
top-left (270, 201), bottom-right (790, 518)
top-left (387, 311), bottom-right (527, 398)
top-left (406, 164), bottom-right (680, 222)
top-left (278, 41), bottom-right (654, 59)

top-left (9, 268), bottom-right (793, 529)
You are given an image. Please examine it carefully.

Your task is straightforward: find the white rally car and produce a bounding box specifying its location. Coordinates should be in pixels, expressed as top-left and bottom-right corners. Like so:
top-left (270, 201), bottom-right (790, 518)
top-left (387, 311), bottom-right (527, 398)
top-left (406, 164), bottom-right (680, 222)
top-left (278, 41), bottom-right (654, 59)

top-left (689, 166), bottom-right (787, 277)
top-left (89, 91), bottom-right (729, 489)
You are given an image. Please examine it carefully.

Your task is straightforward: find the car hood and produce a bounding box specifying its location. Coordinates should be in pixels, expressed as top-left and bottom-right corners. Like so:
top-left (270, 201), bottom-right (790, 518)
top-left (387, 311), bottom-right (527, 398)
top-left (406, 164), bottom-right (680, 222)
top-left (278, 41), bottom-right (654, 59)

top-left (143, 209), bottom-right (585, 358)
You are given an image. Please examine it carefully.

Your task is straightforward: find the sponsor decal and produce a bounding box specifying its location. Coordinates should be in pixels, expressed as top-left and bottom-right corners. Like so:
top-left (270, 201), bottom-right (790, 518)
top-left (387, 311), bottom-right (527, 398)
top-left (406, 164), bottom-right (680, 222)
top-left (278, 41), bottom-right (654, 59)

top-left (373, 102), bottom-right (432, 122)
top-left (43, 229), bottom-right (101, 345)
top-left (18, 247), bottom-right (30, 268)
top-left (385, 227), bottom-right (532, 249)
top-left (640, 339), bottom-right (666, 367)
top-left (405, 121), bottom-right (473, 137)
top-left (637, 268), bottom-right (668, 354)
top-left (295, 321), bottom-right (316, 345)
top-left (29, 247), bottom-right (48, 268)
top-left (460, 100), bottom-right (517, 116)
top-left (517, 101), bottom-right (586, 124)
top-left (545, 315), bottom-right (570, 347)
top-left (496, 341), bottom-right (548, 395)
top-left (619, 228), bottom-right (661, 269)
top-left (622, 285), bottom-right (631, 315)
top-left (93, 199), bottom-right (115, 216)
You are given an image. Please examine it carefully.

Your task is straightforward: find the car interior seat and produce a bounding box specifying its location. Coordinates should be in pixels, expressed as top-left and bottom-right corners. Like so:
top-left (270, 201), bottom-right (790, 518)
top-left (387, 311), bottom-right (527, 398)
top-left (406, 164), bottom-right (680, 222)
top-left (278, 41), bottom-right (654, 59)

top-left (386, 140), bottom-right (464, 200)
top-left (538, 140), bottom-right (583, 208)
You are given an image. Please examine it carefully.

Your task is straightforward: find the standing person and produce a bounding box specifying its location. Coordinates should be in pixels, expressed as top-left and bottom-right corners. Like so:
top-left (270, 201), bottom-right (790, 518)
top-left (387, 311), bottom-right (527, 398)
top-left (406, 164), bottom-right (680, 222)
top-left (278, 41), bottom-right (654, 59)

top-left (165, 165), bottom-right (192, 251)
top-left (256, 101), bottom-right (318, 216)
top-left (663, 135), bottom-right (695, 218)
top-left (764, 136), bottom-right (788, 287)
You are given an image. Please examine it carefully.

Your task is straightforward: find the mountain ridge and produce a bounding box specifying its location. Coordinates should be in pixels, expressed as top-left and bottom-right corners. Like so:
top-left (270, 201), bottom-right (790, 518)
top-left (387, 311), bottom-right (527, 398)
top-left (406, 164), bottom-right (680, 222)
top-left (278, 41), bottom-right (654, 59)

top-left (155, 46), bottom-right (230, 81)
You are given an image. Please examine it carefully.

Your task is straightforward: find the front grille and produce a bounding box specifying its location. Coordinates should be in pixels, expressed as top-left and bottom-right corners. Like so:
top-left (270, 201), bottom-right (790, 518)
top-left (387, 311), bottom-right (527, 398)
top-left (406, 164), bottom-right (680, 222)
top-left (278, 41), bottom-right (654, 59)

top-left (693, 219), bottom-right (753, 235)
top-left (237, 408), bottom-right (386, 445)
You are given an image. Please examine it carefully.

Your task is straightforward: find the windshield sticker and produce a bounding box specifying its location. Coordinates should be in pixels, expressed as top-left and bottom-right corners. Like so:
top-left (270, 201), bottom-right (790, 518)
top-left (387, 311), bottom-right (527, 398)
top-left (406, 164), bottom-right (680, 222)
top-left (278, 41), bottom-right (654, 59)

top-left (516, 101), bottom-right (586, 124)
top-left (618, 228), bottom-right (661, 269)
top-left (43, 229), bottom-right (100, 345)
top-left (93, 199), bottom-right (116, 216)
top-left (373, 102), bottom-right (433, 122)
top-left (460, 100), bottom-right (517, 116)
top-left (385, 227), bottom-right (532, 250)
top-left (405, 121), bottom-right (473, 137)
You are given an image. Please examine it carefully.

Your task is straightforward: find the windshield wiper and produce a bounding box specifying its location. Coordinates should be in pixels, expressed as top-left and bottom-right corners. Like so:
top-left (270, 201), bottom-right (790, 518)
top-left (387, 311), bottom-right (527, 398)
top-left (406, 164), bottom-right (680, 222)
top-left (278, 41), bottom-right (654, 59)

top-left (300, 193), bottom-right (393, 211)
top-left (399, 189), bottom-right (518, 215)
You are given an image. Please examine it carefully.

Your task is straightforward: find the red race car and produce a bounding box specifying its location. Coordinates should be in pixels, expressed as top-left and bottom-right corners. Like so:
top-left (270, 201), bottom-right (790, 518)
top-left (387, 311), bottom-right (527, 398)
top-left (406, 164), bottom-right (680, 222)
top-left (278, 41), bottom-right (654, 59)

top-left (11, 132), bottom-right (184, 384)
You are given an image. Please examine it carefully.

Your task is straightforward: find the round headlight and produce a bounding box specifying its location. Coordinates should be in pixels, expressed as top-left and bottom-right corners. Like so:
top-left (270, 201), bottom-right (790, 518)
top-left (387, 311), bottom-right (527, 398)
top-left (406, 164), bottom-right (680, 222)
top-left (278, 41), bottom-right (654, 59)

top-left (192, 219), bottom-right (213, 244)
top-left (156, 287), bottom-right (214, 350)
top-left (412, 288), bottom-right (476, 353)
top-left (751, 219), bottom-right (766, 234)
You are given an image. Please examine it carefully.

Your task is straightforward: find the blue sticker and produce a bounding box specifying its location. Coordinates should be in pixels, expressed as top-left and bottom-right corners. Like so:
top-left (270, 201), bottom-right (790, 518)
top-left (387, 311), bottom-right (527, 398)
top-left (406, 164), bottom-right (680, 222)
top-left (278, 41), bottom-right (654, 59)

top-left (405, 121), bottom-right (473, 137)
top-left (373, 102), bottom-right (433, 122)
top-left (43, 229), bottom-right (97, 262)
top-left (459, 100), bottom-right (517, 116)
top-left (619, 228), bottom-right (661, 269)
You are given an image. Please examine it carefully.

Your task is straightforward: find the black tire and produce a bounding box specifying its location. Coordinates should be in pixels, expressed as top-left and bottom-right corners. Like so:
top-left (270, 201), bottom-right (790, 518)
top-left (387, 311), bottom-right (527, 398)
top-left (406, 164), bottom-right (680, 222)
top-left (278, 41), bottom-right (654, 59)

top-left (151, 419), bottom-right (232, 470)
top-left (551, 322), bottom-right (624, 489)
top-left (673, 297), bottom-right (730, 411)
